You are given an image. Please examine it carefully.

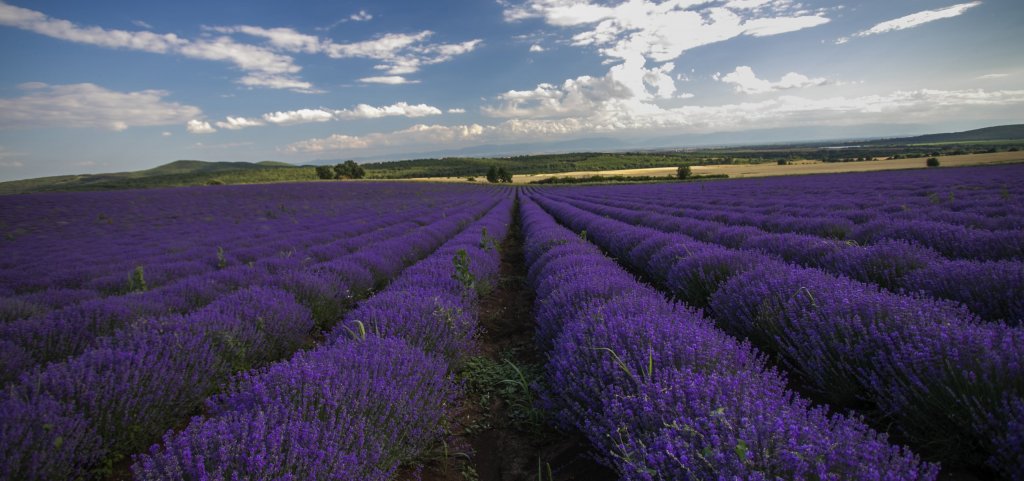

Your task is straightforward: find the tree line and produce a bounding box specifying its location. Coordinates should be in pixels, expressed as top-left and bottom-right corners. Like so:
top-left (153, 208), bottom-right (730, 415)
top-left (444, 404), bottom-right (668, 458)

top-left (316, 161), bottom-right (366, 180)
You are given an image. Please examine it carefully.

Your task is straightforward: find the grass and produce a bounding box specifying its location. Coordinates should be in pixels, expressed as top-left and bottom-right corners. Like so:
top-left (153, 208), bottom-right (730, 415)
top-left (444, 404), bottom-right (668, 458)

top-left (458, 352), bottom-right (546, 433)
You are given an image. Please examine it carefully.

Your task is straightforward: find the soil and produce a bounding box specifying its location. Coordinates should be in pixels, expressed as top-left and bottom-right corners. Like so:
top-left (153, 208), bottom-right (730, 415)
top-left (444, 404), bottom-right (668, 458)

top-left (415, 200), bottom-right (617, 481)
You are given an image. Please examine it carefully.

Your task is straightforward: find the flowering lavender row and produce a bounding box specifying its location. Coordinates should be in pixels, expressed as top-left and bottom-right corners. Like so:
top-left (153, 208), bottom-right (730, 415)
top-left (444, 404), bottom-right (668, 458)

top-left (545, 193), bottom-right (1023, 324)
top-left (131, 197), bottom-right (514, 480)
top-left (531, 193), bottom-right (1024, 478)
top-left (0, 196), bottom-right (491, 384)
top-left (519, 195), bottom-right (935, 480)
top-left (1, 186), bottom-right (508, 480)
top-left (574, 165), bottom-right (1024, 231)
top-left (0, 183), bottom-right (485, 318)
top-left (552, 165), bottom-right (1024, 260)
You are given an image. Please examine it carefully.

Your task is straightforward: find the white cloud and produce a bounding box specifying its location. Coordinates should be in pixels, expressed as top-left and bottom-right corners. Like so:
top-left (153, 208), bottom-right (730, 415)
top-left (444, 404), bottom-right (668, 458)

top-left (0, 82), bottom-right (201, 131)
top-left (204, 102), bottom-right (444, 131)
top-left (976, 73), bottom-right (1009, 80)
top-left (264, 109), bottom-right (336, 125)
top-left (495, 0), bottom-right (833, 139)
top-left (350, 10), bottom-right (373, 22)
top-left (0, 2), bottom-right (311, 92)
top-left (285, 123), bottom-right (491, 153)
top-left (337, 102), bottom-right (442, 119)
top-left (327, 32), bottom-right (482, 75)
top-left (360, 76), bottom-right (420, 85)
top-left (719, 66), bottom-right (828, 94)
top-left (131, 19), bottom-right (153, 29)
top-left (161, 131), bottom-right (172, 136)
top-left (0, 3), bottom-right (480, 91)
top-left (841, 1), bottom-right (982, 43)
top-left (285, 88), bottom-right (1024, 154)
top-left (215, 116), bottom-right (264, 130)
top-left (448, 108), bottom-right (466, 114)
top-left (186, 120), bottom-right (217, 134)
top-left (209, 25), bottom-right (322, 54)
top-left (529, 44), bottom-right (545, 52)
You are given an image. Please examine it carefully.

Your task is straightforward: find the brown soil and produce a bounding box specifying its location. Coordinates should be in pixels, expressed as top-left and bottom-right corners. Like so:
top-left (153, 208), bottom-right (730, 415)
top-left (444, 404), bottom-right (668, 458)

top-left (415, 199), bottom-right (617, 481)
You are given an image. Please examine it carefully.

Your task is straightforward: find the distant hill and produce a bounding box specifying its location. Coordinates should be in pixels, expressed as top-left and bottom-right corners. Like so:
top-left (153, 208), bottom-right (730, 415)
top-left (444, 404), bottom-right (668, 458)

top-left (4, 124), bottom-right (1023, 194)
top-left (861, 124), bottom-right (1024, 146)
top-left (0, 160), bottom-right (315, 195)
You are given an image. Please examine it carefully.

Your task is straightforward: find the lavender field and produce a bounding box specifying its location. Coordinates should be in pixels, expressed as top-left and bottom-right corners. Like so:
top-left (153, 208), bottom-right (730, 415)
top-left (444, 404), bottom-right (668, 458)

top-left (2, 165), bottom-right (1023, 480)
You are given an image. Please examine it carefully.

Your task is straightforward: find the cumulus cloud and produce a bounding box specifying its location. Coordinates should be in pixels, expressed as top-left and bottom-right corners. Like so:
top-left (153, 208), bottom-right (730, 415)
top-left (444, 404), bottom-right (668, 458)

top-left (285, 123), bottom-right (490, 153)
top-left (493, 0), bottom-right (833, 134)
top-left (0, 2), bottom-right (480, 92)
top-left (264, 109), bottom-right (336, 125)
top-left (215, 116), bottom-right (264, 130)
top-left (0, 2), bottom-right (312, 92)
top-left (448, 108), bottom-right (466, 114)
top-left (718, 66), bottom-right (828, 94)
top-left (0, 82), bottom-right (201, 131)
top-left (838, 1), bottom-right (982, 43)
top-left (198, 102), bottom-right (444, 131)
top-left (285, 88), bottom-right (1024, 154)
top-left (529, 44), bottom-right (545, 52)
top-left (325, 32), bottom-right (482, 75)
top-left (186, 120), bottom-right (217, 134)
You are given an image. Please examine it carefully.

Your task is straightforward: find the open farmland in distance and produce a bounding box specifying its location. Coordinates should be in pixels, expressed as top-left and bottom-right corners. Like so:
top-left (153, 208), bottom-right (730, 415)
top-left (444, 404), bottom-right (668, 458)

top-left (1, 165), bottom-right (1023, 481)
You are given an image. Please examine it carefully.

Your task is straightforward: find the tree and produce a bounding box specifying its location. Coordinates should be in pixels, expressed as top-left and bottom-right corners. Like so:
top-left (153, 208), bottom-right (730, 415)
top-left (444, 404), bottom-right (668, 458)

top-left (315, 165), bottom-right (334, 179)
top-left (926, 157), bottom-right (940, 168)
top-left (677, 165), bottom-right (692, 180)
top-left (332, 160), bottom-right (366, 179)
top-left (486, 165), bottom-right (499, 183)
top-left (497, 167), bottom-right (513, 183)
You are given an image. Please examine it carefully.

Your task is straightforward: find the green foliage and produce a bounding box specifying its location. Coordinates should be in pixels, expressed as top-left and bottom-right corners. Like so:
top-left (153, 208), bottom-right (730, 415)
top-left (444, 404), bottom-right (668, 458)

top-left (496, 167), bottom-right (513, 183)
top-left (677, 165), bottom-right (692, 179)
top-left (459, 354), bottom-right (546, 432)
top-left (127, 265), bottom-right (147, 292)
top-left (926, 157), bottom-right (941, 167)
top-left (486, 165), bottom-right (499, 183)
top-left (332, 160), bottom-right (366, 179)
top-left (479, 227), bottom-right (499, 252)
top-left (315, 165), bottom-right (334, 179)
top-left (452, 249), bottom-right (475, 292)
top-left (216, 246), bottom-right (227, 269)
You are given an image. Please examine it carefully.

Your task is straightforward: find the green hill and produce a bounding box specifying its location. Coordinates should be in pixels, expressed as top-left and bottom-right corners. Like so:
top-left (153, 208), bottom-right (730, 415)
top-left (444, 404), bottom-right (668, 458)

top-left (864, 124), bottom-right (1024, 145)
top-left (0, 160), bottom-right (316, 195)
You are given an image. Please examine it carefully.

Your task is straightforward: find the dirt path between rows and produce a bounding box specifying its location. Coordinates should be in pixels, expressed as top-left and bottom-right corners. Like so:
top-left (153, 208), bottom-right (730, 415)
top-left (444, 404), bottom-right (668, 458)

top-left (418, 198), bottom-right (617, 481)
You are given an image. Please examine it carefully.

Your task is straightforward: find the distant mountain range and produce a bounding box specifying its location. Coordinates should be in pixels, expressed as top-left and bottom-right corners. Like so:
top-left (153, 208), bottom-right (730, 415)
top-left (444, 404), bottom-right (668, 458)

top-left (856, 124), bottom-right (1024, 146)
top-left (2, 124), bottom-right (1022, 195)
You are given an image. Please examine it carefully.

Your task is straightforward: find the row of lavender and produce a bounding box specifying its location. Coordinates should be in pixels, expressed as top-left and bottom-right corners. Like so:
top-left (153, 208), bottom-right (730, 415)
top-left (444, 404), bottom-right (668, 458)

top-left (519, 194), bottom-right (936, 480)
top-left (543, 192), bottom-right (1023, 323)
top-left (619, 165), bottom-right (1024, 230)
top-left (1, 184), bottom-right (507, 479)
top-left (560, 165), bottom-right (1024, 261)
top-left (0, 187), bottom-right (492, 385)
top-left (529, 179), bottom-right (1024, 478)
top-left (0, 184), bottom-right (465, 319)
top-left (133, 197), bottom-right (513, 479)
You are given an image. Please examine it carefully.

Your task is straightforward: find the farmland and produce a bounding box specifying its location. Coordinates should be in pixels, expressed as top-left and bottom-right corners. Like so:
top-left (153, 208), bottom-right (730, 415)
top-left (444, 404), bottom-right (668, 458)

top-left (1, 165), bottom-right (1022, 480)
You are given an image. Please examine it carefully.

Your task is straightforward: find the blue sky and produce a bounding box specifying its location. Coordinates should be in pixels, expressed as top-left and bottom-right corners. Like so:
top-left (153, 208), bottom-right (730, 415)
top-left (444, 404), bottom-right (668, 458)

top-left (0, 0), bottom-right (1022, 180)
